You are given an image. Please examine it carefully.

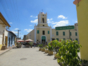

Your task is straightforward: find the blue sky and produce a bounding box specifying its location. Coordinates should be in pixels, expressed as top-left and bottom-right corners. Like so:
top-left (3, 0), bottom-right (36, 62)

top-left (0, 0), bottom-right (77, 39)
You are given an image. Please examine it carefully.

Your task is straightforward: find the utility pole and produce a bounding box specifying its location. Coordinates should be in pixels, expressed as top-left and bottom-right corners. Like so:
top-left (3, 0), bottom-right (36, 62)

top-left (17, 30), bottom-right (20, 38)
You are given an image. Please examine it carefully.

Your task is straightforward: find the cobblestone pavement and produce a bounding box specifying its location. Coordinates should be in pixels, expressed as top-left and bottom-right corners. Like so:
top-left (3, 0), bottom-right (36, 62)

top-left (0, 47), bottom-right (60, 66)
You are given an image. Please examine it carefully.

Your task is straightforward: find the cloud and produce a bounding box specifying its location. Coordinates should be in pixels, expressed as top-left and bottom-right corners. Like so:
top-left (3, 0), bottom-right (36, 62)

top-left (12, 31), bottom-right (18, 34)
top-left (31, 19), bottom-right (38, 23)
top-left (58, 15), bottom-right (67, 19)
top-left (30, 15), bottom-right (33, 17)
top-left (47, 18), bottom-right (53, 23)
top-left (35, 16), bottom-right (38, 18)
top-left (9, 22), bottom-right (12, 24)
top-left (15, 28), bottom-right (19, 30)
top-left (29, 25), bottom-right (32, 26)
top-left (75, 21), bottom-right (78, 23)
top-left (53, 20), bottom-right (69, 28)
top-left (30, 15), bottom-right (37, 18)
top-left (24, 29), bottom-right (33, 32)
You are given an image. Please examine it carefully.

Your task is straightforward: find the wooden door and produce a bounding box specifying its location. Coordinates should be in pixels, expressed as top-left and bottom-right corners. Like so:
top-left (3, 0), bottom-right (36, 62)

top-left (5, 36), bottom-right (8, 47)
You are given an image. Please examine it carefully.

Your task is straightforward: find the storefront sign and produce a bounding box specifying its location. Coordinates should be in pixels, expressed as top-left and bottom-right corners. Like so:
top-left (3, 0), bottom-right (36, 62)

top-left (55, 26), bottom-right (74, 30)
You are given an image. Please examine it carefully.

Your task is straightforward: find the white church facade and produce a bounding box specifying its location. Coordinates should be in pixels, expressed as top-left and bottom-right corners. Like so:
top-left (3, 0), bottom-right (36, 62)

top-left (24, 12), bottom-right (79, 43)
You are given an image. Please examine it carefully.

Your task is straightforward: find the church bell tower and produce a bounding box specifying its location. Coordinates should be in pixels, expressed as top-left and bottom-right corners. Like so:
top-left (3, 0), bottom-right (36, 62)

top-left (37, 12), bottom-right (48, 27)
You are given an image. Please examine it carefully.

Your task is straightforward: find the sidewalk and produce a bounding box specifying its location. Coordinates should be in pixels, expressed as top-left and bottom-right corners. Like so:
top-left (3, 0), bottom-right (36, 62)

top-left (0, 46), bottom-right (16, 56)
top-left (0, 49), bottom-right (11, 55)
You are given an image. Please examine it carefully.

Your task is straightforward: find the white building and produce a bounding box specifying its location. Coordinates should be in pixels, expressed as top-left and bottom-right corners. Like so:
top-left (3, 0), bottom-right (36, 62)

top-left (0, 13), bottom-right (10, 50)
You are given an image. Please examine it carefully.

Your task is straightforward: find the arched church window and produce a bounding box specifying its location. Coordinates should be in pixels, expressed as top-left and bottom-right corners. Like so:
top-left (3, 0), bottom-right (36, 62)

top-left (42, 18), bottom-right (44, 23)
top-left (42, 31), bottom-right (45, 35)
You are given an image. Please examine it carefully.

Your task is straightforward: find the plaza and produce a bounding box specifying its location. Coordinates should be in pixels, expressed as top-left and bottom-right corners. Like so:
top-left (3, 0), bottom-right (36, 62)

top-left (0, 47), bottom-right (59, 66)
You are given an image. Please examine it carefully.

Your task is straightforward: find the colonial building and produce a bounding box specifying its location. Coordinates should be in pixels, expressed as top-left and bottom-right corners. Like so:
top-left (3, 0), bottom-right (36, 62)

top-left (26, 12), bottom-right (79, 43)
top-left (0, 12), bottom-right (10, 50)
top-left (23, 35), bottom-right (27, 40)
top-left (7, 31), bottom-right (16, 48)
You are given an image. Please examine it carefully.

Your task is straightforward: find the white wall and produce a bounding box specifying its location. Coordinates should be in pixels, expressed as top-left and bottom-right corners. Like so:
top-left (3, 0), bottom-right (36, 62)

top-left (4, 30), bottom-right (8, 46)
top-left (0, 24), bottom-right (5, 45)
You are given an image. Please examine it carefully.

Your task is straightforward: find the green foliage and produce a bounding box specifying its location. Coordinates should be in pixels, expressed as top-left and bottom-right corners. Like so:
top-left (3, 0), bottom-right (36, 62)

top-left (17, 42), bottom-right (21, 46)
top-left (45, 46), bottom-right (48, 49)
top-left (38, 44), bottom-right (43, 48)
top-left (52, 40), bottom-right (59, 48)
top-left (43, 47), bottom-right (45, 49)
top-left (29, 42), bottom-right (33, 46)
top-left (48, 41), bottom-right (53, 51)
top-left (16, 42), bottom-right (21, 48)
top-left (51, 40), bottom-right (62, 53)
top-left (57, 40), bottom-right (82, 66)
top-left (48, 45), bottom-right (53, 51)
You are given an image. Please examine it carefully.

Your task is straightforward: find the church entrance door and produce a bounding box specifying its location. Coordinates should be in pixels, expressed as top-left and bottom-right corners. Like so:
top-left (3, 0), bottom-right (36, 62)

top-left (41, 36), bottom-right (46, 44)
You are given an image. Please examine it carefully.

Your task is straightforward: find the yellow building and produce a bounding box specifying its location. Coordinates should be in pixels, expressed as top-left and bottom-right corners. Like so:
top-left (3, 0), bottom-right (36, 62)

top-left (26, 12), bottom-right (79, 44)
top-left (0, 12), bottom-right (10, 50)
top-left (73, 0), bottom-right (88, 60)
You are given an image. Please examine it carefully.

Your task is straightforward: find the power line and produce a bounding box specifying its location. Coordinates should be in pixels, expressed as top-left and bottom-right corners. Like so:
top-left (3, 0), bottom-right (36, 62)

top-left (0, 1), bottom-right (10, 21)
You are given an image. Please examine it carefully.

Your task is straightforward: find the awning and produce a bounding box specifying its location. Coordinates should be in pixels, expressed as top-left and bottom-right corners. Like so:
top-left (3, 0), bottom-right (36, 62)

top-left (17, 39), bottom-right (24, 42)
top-left (25, 39), bottom-right (33, 42)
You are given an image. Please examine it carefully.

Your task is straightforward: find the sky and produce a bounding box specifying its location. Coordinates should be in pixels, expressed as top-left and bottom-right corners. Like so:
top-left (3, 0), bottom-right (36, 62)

top-left (0, 0), bottom-right (77, 39)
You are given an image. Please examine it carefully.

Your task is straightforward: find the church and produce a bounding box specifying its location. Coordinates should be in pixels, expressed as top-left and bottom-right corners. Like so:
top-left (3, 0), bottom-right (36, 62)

top-left (24, 12), bottom-right (79, 43)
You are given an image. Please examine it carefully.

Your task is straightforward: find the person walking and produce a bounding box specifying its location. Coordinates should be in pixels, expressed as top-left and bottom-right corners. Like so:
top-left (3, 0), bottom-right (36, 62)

top-left (34, 43), bottom-right (35, 48)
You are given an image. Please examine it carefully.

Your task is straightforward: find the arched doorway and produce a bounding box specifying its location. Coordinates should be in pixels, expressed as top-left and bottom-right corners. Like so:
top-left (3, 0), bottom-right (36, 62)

top-left (41, 36), bottom-right (46, 44)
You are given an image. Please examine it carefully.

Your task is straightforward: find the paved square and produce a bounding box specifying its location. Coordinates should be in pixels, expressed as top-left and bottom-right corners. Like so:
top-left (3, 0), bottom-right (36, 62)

top-left (0, 47), bottom-right (60, 66)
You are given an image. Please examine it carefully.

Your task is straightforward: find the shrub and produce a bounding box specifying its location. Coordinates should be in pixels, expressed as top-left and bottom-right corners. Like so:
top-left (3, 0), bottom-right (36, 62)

top-left (38, 44), bottom-right (43, 48)
top-left (29, 42), bottom-right (33, 46)
top-left (57, 40), bottom-right (82, 66)
top-left (48, 45), bottom-right (53, 51)
top-left (48, 41), bottom-right (53, 51)
top-left (51, 40), bottom-right (62, 53)
top-left (45, 46), bottom-right (48, 49)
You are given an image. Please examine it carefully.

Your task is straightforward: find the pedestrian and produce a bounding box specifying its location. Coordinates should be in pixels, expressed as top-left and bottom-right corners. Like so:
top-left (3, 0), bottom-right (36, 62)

top-left (45, 42), bottom-right (47, 46)
top-left (34, 43), bottom-right (35, 48)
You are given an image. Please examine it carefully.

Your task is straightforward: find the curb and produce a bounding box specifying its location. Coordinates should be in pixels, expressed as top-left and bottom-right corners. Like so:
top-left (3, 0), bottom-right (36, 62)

top-left (0, 49), bottom-right (11, 56)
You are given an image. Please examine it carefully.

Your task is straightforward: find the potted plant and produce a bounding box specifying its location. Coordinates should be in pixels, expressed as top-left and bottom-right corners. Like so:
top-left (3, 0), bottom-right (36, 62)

top-left (45, 46), bottom-right (48, 53)
top-left (48, 45), bottom-right (53, 55)
top-left (29, 42), bottom-right (33, 48)
top-left (25, 42), bottom-right (30, 47)
top-left (51, 40), bottom-right (61, 58)
top-left (42, 47), bottom-right (45, 52)
top-left (38, 44), bottom-right (43, 51)
top-left (16, 42), bottom-right (21, 48)
top-left (55, 53), bottom-right (61, 59)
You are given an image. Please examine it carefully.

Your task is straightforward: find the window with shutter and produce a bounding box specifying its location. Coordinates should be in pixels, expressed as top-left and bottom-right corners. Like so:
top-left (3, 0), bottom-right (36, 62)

top-left (75, 32), bottom-right (77, 36)
top-left (70, 32), bottom-right (71, 36)
top-left (56, 31), bottom-right (58, 35)
top-left (63, 38), bottom-right (65, 40)
top-left (48, 31), bottom-right (49, 34)
top-left (63, 32), bottom-right (65, 36)
top-left (37, 30), bottom-right (39, 34)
